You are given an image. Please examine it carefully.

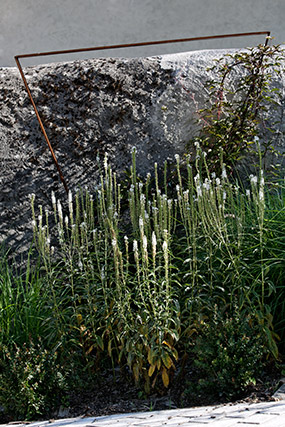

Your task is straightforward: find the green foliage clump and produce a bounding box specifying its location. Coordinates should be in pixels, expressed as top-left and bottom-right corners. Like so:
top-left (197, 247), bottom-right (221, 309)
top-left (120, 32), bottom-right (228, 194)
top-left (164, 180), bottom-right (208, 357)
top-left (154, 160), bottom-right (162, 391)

top-left (189, 43), bottom-right (284, 172)
top-left (0, 340), bottom-right (69, 420)
top-left (191, 307), bottom-right (268, 399)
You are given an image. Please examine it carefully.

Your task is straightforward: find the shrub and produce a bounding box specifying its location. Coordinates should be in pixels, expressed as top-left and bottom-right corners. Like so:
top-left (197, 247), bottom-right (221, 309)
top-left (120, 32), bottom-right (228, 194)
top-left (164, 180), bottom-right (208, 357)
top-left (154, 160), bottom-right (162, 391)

top-left (190, 306), bottom-right (269, 399)
top-left (0, 340), bottom-right (69, 420)
top-left (189, 43), bottom-right (284, 173)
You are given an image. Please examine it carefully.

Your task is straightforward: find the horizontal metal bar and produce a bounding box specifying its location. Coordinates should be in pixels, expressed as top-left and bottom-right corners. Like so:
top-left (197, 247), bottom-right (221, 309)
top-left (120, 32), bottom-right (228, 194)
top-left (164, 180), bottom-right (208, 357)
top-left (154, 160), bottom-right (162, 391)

top-left (15, 31), bottom-right (271, 59)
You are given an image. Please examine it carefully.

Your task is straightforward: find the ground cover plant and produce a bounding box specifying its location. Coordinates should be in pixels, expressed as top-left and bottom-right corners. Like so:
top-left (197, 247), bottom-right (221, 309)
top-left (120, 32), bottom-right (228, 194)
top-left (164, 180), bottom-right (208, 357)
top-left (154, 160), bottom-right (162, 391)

top-left (0, 146), bottom-right (284, 421)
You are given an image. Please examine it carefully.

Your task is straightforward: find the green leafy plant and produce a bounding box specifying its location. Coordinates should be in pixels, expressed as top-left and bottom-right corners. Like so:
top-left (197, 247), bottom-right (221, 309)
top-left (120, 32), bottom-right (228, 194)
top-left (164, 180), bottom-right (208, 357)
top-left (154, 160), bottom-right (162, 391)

top-left (0, 247), bottom-right (49, 347)
top-left (29, 148), bottom-right (283, 392)
top-left (189, 43), bottom-right (284, 173)
top-left (0, 340), bottom-right (69, 420)
top-left (1, 141), bottom-right (283, 419)
top-left (190, 306), bottom-right (269, 399)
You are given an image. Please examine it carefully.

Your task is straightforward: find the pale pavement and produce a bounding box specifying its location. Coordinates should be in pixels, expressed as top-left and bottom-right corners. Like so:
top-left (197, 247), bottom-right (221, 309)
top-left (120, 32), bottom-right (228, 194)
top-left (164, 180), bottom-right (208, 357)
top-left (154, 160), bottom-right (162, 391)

top-left (1, 400), bottom-right (285, 427)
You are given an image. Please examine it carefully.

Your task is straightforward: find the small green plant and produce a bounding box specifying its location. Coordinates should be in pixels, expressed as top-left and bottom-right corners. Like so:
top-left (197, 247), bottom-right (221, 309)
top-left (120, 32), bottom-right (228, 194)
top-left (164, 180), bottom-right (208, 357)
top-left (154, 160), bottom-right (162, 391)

top-left (0, 247), bottom-right (49, 347)
top-left (0, 340), bottom-right (69, 420)
top-left (189, 43), bottom-right (284, 173)
top-left (190, 306), bottom-right (268, 399)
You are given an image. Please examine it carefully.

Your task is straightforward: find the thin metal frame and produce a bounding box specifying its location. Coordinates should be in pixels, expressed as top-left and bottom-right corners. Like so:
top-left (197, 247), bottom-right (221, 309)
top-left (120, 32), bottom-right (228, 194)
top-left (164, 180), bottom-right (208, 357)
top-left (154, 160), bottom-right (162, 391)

top-left (15, 31), bottom-right (270, 193)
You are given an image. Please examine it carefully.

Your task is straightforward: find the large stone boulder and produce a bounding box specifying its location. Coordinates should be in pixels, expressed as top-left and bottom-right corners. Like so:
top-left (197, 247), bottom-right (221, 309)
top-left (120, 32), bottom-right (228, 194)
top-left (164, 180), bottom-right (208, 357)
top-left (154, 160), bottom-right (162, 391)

top-left (0, 48), bottom-right (284, 255)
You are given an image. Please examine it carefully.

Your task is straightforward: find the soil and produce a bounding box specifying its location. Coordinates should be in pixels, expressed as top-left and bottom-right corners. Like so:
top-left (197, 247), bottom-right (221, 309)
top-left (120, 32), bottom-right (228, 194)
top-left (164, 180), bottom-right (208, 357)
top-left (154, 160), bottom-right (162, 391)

top-left (59, 365), bottom-right (281, 420)
top-left (0, 362), bottom-right (281, 424)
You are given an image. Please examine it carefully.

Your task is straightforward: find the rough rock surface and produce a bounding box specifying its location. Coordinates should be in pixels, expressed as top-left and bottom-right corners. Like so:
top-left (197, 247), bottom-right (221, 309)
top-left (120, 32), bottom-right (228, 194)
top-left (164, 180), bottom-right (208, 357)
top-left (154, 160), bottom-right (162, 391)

top-left (0, 48), bottom-right (284, 256)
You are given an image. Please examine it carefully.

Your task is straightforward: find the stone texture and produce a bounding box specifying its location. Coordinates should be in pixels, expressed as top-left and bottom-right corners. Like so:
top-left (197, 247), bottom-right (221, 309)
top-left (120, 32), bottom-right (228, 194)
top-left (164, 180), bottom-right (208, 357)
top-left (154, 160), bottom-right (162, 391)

top-left (0, 48), bottom-right (284, 256)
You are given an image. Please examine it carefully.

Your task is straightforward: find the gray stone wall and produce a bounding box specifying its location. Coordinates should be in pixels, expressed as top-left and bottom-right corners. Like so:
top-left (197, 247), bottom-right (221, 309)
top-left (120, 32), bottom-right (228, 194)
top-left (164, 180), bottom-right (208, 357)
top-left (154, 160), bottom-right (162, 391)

top-left (0, 48), bottom-right (284, 256)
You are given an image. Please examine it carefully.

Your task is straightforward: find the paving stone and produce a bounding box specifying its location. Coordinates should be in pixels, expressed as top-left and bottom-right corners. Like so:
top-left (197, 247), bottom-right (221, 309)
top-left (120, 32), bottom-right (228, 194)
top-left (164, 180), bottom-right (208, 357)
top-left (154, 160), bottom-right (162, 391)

top-left (2, 402), bottom-right (285, 427)
top-left (131, 422), bottom-right (170, 426)
top-left (203, 420), bottom-right (241, 427)
top-left (242, 413), bottom-right (281, 424)
top-left (260, 418), bottom-right (285, 427)
top-left (91, 422), bottom-right (130, 426)
top-left (256, 402), bottom-right (285, 415)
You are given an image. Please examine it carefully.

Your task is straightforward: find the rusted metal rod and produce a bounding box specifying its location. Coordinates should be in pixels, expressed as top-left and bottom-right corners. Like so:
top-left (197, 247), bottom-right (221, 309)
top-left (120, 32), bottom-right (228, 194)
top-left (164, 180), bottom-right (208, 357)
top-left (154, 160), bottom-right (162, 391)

top-left (16, 31), bottom-right (271, 59)
top-left (15, 31), bottom-right (271, 194)
top-left (15, 57), bottom-right (69, 194)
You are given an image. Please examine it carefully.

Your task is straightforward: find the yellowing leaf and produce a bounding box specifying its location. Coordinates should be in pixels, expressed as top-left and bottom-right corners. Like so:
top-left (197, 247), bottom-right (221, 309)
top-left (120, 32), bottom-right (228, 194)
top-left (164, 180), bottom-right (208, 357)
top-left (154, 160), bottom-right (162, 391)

top-left (188, 328), bottom-right (198, 337)
top-left (108, 340), bottom-right (112, 357)
top-left (85, 345), bottom-right (94, 355)
top-left (162, 353), bottom-right (173, 369)
top-left (162, 340), bottom-right (173, 350)
top-left (152, 374), bottom-right (158, 389)
top-left (147, 348), bottom-right (157, 365)
top-left (156, 358), bottom-right (161, 370)
top-left (172, 348), bottom-right (179, 361)
top-left (77, 314), bottom-right (83, 324)
top-left (148, 364), bottom-right (156, 377)
top-left (133, 364), bottom-right (140, 382)
top-left (162, 368), bottom-right (169, 388)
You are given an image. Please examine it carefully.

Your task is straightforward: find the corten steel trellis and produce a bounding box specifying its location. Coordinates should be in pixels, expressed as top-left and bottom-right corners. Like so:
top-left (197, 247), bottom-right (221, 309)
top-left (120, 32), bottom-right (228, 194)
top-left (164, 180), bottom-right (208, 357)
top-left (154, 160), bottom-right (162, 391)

top-left (15, 31), bottom-right (271, 194)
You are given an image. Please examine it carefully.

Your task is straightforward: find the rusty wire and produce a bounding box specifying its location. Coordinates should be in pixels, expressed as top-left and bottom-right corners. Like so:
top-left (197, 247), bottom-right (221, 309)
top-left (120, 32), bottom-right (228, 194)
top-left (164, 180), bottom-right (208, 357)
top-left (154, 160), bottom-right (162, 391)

top-left (15, 31), bottom-right (271, 194)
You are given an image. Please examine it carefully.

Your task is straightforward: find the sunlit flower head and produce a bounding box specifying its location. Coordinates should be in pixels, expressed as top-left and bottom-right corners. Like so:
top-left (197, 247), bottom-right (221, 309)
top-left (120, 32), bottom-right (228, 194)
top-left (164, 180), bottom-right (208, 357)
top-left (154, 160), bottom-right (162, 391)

top-left (133, 240), bottom-right (138, 253)
top-left (203, 181), bottom-right (210, 191)
top-left (51, 191), bottom-right (56, 206)
top-left (196, 185), bottom-right (202, 198)
top-left (250, 175), bottom-right (258, 185)
top-left (143, 235), bottom-right (148, 251)
top-left (152, 231), bottom-right (157, 248)
top-left (57, 200), bottom-right (63, 220)
top-left (194, 141), bottom-right (200, 148)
